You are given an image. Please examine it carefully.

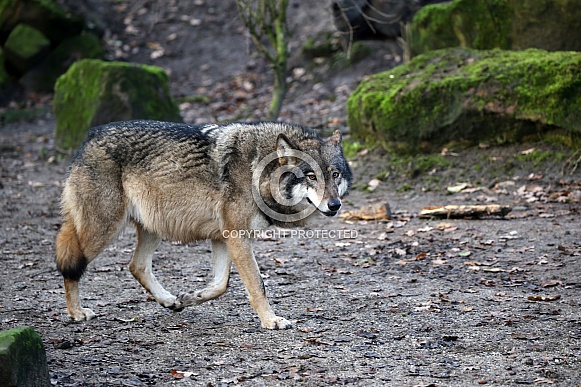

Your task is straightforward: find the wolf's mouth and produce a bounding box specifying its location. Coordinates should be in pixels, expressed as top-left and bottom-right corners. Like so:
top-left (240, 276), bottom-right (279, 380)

top-left (307, 198), bottom-right (338, 217)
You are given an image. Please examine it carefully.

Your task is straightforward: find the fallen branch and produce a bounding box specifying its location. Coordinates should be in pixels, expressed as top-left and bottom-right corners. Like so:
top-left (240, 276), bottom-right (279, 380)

top-left (340, 202), bottom-right (391, 221)
top-left (418, 204), bottom-right (512, 219)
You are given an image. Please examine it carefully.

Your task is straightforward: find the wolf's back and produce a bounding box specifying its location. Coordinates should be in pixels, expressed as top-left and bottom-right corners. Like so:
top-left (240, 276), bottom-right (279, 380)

top-left (73, 120), bottom-right (217, 172)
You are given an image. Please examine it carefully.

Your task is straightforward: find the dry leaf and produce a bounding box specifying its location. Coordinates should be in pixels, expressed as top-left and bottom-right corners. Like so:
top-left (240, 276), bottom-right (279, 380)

top-left (540, 280), bottom-right (562, 288)
top-left (367, 179), bottom-right (381, 192)
top-left (447, 183), bottom-right (469, 193)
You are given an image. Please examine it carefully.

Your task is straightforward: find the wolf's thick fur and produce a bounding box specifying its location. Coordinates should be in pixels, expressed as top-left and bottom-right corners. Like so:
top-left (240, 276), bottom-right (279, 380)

top-left (55, 120), bottom-right (352, 329)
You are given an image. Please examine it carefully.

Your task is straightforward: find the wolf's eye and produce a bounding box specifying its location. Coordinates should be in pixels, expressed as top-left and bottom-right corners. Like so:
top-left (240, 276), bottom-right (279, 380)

top-left (332, 171), bottom-right (340, 179)
top-left (306, 172), bottom-right (317, 181)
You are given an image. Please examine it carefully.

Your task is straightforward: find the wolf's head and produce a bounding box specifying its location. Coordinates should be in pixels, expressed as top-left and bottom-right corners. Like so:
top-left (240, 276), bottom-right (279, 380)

top-left (254, 129), bottom-right (352, 225)
top-left (276, 130), bottom-right (352, 217)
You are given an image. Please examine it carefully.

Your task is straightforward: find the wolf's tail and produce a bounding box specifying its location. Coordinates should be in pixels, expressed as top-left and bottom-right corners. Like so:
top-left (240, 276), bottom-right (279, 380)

top-left (55, 216), bottom-right (88, 281)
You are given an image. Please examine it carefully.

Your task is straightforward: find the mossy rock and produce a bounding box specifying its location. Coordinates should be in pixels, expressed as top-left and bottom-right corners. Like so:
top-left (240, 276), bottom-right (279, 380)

top-left (4, 23), bottom-right (50, 74)
top-left (347, 48), bottom-right (581, 154)
top-left (511, 0), bottom-right (581, 51)
top-left (0, 0), bottom-right (84, 44)
top-left (0, 326), bottom-right (50, 387)
top-left (54, 59), bottom-right (182, 150)
top-left (409, 0), bottom-right (581, 57)
top-left (20, 32), bottom-right (103, 93)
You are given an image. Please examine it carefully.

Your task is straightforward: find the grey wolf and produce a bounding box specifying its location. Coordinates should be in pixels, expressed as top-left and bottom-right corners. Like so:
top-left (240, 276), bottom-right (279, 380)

top-left (55, 120), bottom-right (352, 329)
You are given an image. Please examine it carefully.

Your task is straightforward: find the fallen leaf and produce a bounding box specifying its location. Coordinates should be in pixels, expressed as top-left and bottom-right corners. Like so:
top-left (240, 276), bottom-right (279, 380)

top-left (367, 179), bottom-right (381, 192)
top-left (447, 183), bottom-right (469, 193)
top-left (540, 280), bottom-right (562, 288)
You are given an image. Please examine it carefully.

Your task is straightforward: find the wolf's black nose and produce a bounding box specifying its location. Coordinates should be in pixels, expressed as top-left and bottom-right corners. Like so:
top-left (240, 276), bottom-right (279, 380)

top-left (328, 199), bottom-right (341, 212)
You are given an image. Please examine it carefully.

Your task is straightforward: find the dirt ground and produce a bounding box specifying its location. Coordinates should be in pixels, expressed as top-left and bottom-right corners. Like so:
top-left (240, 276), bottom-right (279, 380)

top-left (1, 0), bottom-right (581, 386)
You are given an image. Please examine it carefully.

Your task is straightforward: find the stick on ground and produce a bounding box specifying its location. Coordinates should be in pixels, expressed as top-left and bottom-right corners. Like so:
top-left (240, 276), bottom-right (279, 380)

top-left (418, 204), bottom-right (512, 219)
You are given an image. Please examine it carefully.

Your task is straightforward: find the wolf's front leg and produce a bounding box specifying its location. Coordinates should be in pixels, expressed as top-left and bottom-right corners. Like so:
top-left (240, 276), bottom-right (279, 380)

top-left (225, 236), bottom-right (292, 330)
top-left (175, 239), bottom-right (232, 307)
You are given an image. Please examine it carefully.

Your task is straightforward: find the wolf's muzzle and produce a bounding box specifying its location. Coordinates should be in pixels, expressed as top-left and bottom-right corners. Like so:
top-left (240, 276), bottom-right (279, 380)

top-left (327, 199), bottom-right (341, 212)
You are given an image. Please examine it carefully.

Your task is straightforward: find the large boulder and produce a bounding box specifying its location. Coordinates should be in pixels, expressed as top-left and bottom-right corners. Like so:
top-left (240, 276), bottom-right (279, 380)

top-left (409, 0), bottom-right (581, 57)
top-left (347, 48), bottom-right (581, 154)
top-left (0, 0), bottom-right (85, 44)
top-left (332, 0), bottom-right (448, 40)
top-left (54, 59), bottom-right (182, 150)
top-left (0, 326), bottom-right (50, 387)
top-left (3, 23), bottom-right (50, 75)
top-left (0, 0), bottom-right (101, 103)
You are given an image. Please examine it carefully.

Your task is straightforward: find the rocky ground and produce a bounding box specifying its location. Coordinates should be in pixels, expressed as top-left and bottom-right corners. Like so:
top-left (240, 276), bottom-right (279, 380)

top-left (1, 0), bottom-right (580, 386)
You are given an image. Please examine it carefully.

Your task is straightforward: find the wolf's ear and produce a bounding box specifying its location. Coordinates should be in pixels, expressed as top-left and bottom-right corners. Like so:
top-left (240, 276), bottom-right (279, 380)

top-left (276, 133), bottom-right (296, 159)
top-left (329, 130), bottom-right (342, 146)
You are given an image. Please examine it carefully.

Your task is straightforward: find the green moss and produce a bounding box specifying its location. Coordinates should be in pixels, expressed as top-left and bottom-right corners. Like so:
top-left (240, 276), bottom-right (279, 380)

top-left (515, 149), bottom-right (565, 166)
top-left (54, 59), bottom-right (181, 150)
top-left (342, 139), bottom-right (365, 158)
top-left (0, 326), bottom-right (49, 386)
top-left (397, 183), bottom-right (413, 192)
top-left (177, 95), bottom-right (210, 104)
top-left (348, 48), bottom-right (581, 154)
top-left (409, 0), bottom-right (513, 57)
top-left (332, 42), bottom-right (372, 69)
top-left (409, 0), bottom-right (581, 56)
top-left (0, 106), bottom-right (50, 124)
top-left (4, 23), bottom-right (50, 60)
top-left (303, 32), bottom-right (340, 59)
top-left (374, 171), bottom-right (390, 181)
top-left (0, 0), bottom-right (17, 28)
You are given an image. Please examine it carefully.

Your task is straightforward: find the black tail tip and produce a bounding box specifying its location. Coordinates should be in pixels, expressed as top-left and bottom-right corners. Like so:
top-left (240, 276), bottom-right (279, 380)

top-left (56, 256), bottom-right (88, 281)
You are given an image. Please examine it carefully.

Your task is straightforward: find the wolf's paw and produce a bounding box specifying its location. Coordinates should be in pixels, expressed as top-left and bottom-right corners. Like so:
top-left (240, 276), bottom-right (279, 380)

top-left (262, 316), bottom-right (293, 330)
top-left (157, 294), bottom-right (179, 310)
top-left (69, 307), bottom-right (96, 322)
top-left (169, 293), bottom-right (194, 312)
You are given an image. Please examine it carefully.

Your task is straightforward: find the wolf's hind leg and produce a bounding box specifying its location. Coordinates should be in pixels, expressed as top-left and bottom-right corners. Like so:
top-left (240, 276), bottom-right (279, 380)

top-left (129, 224), bottom-right (178, 309)
top-left (175, 239), bottom-right (232, 308)
top-left (63, 278), bottom-right (96, 321)
top-left (56, 218), bottom-right (97, 321)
